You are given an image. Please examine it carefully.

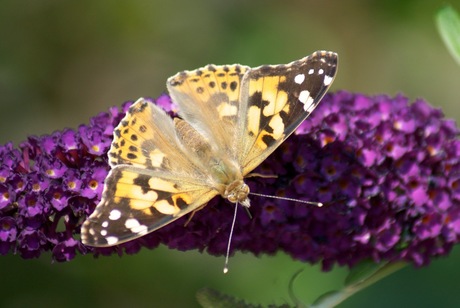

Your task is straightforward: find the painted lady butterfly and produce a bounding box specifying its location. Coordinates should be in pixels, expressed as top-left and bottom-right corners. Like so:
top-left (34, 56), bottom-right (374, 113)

top-left (81, 51), bottom-right (338, 259)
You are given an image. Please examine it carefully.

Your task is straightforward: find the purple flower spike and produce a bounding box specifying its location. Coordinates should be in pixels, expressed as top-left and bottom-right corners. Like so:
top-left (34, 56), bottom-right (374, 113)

top-left (1, 92), bottom-right (460, 271)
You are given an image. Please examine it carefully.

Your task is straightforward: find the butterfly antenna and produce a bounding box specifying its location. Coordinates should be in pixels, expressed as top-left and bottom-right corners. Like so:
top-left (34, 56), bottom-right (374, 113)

top-left (223, 202), bottom-right (239, 274)
top-left (249, 192), bottom-right (323, 207)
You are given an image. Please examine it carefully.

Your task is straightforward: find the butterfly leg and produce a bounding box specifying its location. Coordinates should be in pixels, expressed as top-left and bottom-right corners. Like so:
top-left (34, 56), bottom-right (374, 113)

top-left (245, 172), bottom-right (278, 179)
top-left (184, 202), bottom-right (208, 227)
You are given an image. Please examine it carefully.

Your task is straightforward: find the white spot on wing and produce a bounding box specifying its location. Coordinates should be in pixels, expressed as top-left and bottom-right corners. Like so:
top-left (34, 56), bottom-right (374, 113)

top-left (125, 218), bottom-right (149, 235)
top-left (324, 75), bottom-right (333, 86)
top-left (135, 225), bottom-right (148, 235)
top-left (299, 90), bottom-right (315, 111)
top-left (100, 230), bottom-right (107, 236)
top-left (102, 221), bottom-right (109, 228)
top-left (217, 103), bottom-right (238, 117)
top-left (106, 236), bottom-right (119, 245)
top-left (109, 209), bottom-right (121, 220)
top-left (298, 90), bottom-right (311, 104)
top-left (308, 68), bottom-right (314, 75)
top-left (125, 218), bottom-right (140, 229)
top-left (294, 73), bottom-right (305, 84)
top-left (306, 98), bottom-right (316, 112)
top-left (318, 69), bottom-right (324, 74)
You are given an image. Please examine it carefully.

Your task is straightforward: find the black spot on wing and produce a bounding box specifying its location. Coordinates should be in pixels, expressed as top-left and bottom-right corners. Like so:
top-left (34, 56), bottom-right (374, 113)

top-left (127, 153), bottom-right (137, 160)
top-left (248, 91), bottom-right (272, 131)
top-left (262, 134), bottom-right (276, 148)
top-left (230, 81), bottom-right (238, 91)
top-left (131, 101), bottom-right (148, 113)
top-left (175, 196), bottom-right (188, 210)
top-left (133, 173), bottom-right (151, 194)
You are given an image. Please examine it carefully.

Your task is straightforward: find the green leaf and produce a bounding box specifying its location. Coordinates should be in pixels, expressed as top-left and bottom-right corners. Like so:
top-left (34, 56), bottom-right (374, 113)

top-left (288, 269), bottom-right (307, 308)
top-left (344, 259), bottom-right (385, 286)
top-left (196, 288), bottom-right (255, 308)
top-left (196, 287), bottom-right (290, 308)
top-left (436, 5), bottom-right (460, 65)
top-left (310, 261), bottom-right (407, 308)
top-left (311, 290), bottom-right (345, 308)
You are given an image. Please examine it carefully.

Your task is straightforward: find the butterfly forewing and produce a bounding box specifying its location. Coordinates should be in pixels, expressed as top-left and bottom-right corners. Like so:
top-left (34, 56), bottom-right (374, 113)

top-left (237, 51), bottom-right (338, 174)
top-left (81, 165), bottom-right (217, 246)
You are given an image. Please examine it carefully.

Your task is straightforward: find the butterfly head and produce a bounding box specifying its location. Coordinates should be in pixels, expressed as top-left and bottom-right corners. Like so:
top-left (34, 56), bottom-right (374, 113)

top-left (224, 179), bottom-right (250, 207)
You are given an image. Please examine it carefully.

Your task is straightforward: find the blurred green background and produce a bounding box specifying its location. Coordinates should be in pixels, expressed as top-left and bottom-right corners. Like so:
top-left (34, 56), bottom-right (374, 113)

top-left (1, 0), bottom-right (460, 307)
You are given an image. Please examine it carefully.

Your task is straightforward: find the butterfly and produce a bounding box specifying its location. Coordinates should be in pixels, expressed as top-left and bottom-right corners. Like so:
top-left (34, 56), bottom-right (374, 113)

top-left (81, 50), bottom-right (338, 249)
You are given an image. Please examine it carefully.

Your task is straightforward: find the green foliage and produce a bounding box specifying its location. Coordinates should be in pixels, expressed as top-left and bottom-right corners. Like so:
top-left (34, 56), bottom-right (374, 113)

top-left (436, 5), bottom-right (460, 65)
top-left (197, 287), bottom-right (290, 308)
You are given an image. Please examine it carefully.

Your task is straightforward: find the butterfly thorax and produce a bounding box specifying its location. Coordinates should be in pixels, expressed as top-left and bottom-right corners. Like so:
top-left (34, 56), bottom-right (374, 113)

top-left (208, 154), bottom-right (251, 207)
top-left (175, 117), bottom-right (251, 207)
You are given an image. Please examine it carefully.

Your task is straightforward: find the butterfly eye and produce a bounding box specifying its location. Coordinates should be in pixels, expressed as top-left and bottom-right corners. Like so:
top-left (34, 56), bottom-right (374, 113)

top-left (223, 180), bottom-right (250, 204)
top-left (237, 183), bottom-right (250, 199)
top-left (227, 193), bottom-right (238, 203)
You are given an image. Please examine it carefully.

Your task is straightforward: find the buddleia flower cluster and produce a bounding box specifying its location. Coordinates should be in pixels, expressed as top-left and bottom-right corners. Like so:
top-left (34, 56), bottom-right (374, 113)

top-left (1, 91), bottom-right (459, 270)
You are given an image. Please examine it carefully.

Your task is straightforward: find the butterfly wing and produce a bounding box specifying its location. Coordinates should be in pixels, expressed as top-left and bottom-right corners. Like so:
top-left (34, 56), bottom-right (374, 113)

top-left (236, 51), bottom-right (338, 175)
top-left (167, 63), bottom-right (250, 157)
top-left (108, 98), bottom-right (207, 175)
top-left (82, 98), bottom-right (217, 246)
top-left (81, 165), bottom-right (218, 246)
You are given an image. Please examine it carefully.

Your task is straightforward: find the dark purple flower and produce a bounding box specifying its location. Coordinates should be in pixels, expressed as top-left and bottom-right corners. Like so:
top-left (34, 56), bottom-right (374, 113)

top-left (52, 237), bottom-right (86, 262)
top-left (0, 217), bottom-right (17, 255)
top-left (17, 228), bottom-right (48, 259)
top-left (1, 92), bottom-right (460, 271)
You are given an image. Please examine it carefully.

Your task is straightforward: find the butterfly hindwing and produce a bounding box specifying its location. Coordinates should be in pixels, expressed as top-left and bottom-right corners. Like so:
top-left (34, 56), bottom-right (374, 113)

top-left (237, 51), bottom-right (338, 174)
top-left (81, 165), bottom-right (217, 246)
